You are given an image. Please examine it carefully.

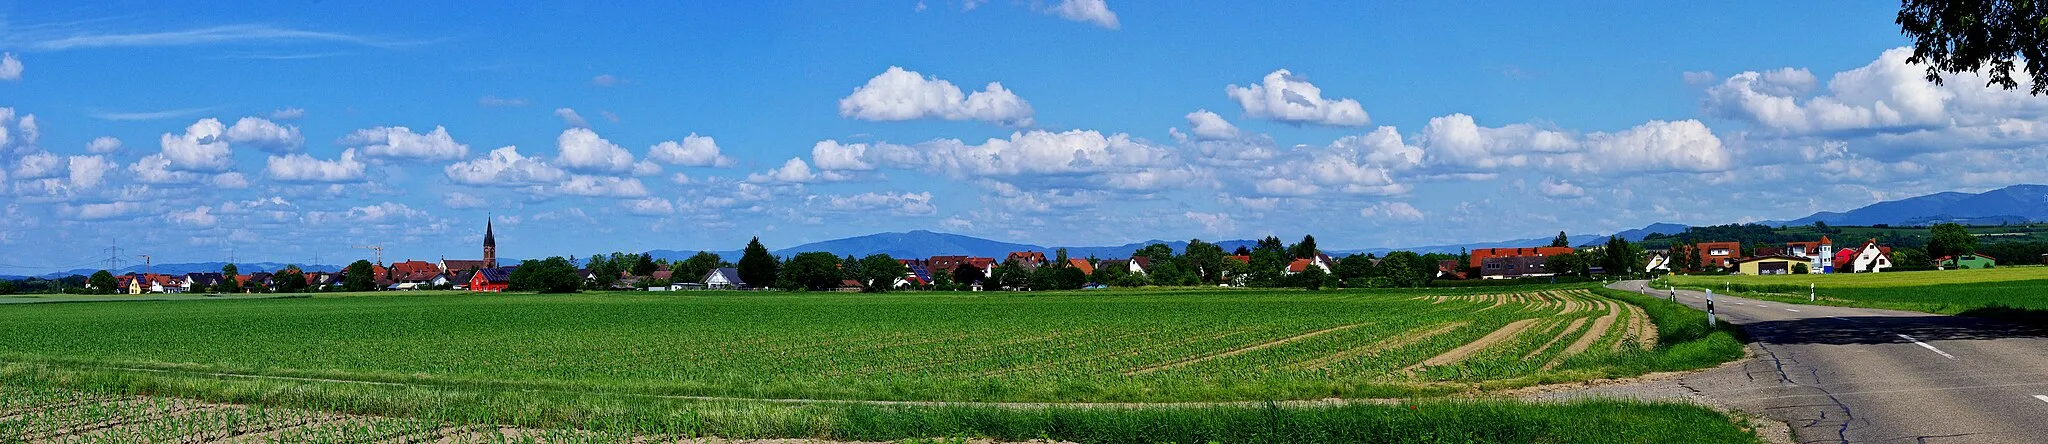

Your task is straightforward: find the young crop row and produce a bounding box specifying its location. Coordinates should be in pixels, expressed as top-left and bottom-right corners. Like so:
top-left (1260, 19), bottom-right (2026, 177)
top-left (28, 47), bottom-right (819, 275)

top-left (0, 288), bottom-right (1662, 403)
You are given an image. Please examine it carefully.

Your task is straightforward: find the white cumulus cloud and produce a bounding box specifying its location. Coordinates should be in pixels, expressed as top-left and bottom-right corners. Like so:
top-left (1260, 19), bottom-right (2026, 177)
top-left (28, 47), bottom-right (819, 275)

top-left (265, 149), bottom-right (367, 183)
top-left (1185, 109), bottom-right (1241, 140)
top-left (0, 53), bottom-right (21, 81)
top-left (1226, 69), bottom-right (1370, 126)
top-left (444, 146), bottom-right (566, 186)
top-left (554, 128), bottom-right (638, 173)
top-left (346, 126), bottom-right (468, 160)
top-left (554, 107), bottom-right (590, 128)
top-left (648, 133), bottom-right (735, 167)
top-left (838, 66), bottom-right (1034, 126)
top-left (86, 136), bottom-right (122, 154)
top-left (157, 118), bottom-right (235, 172)
top-left (811, 191), bottom-right (937, 216)
top-left (226, 116), bottom-right (304, 152)
top-left (748, 157), bottom-right (849, 184)
top-left (1359, 202), bottom-right (1424, 222)
top-left (67, 155), bottom-right (112, 189)
top-left (1039, 0), bottom-right (1120, 29)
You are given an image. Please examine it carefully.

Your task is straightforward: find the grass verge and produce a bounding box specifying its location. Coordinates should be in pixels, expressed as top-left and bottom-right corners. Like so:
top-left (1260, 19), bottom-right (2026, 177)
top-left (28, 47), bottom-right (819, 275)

top-left (0, 365), bottom-right (1760, 443)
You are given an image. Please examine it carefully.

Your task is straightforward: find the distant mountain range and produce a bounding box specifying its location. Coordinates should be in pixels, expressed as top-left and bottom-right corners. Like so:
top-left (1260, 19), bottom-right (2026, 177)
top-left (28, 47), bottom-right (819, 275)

top-left (15, 262), bottom-right (343, 280)
top-left (1767, 184), bottom-right (2048, 227)
top-left (15, 185), bottom-right (2044, 280)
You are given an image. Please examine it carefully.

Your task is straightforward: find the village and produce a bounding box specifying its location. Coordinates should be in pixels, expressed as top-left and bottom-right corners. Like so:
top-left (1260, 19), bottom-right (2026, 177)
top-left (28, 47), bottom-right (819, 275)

top-left (97, 218), bottom-right (2036, 295)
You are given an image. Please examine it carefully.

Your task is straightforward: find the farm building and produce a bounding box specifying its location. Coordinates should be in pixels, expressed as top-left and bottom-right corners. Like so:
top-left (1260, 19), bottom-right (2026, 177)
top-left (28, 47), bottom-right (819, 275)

top-left (1735, 256), bottom-right (1808, 275)
top-left (1938, 254), bottom-right (1996, 269)
top-left (703, 267), bottom-right (746, 289)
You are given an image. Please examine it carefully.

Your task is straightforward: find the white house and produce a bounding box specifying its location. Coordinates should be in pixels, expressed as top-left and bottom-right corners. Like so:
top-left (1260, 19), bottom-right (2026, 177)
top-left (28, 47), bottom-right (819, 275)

top-left (1849, 240), bottom-right (1893, 273)
top-left (703, 267), bottom-right (745, 289)
top-left (1643, 253), bottom-right (1671, 273)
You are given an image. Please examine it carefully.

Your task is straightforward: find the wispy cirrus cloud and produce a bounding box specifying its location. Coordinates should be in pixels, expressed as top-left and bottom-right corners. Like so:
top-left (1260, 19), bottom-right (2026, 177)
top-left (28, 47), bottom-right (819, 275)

top-left (88, 106), bottom-right (219, 121)
top-left (9, 24), bottom-right (422, 51)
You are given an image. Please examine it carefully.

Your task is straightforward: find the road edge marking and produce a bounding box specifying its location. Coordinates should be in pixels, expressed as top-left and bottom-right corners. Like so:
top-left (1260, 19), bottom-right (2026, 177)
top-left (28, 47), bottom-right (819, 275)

top-left (1897, 334), bottom-right (1958, 360)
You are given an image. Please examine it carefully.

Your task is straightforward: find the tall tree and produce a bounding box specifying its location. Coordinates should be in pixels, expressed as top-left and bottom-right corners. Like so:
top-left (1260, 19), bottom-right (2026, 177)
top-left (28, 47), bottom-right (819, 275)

top-left (630, 254), bottom-right (657, 276)
top-left (1927, 223), bottom-right (1979, 260)
top-left (1898, 0), bottom-right (2048, 95)
top-left (1551, 231), bottom-right (1570, 248)
top-left (273, 265), bottom-right (307, 293)
top-left (88, 270), bottom-right (116, 295)
top-left (856, 254), bottom-right (906, 292)
top-left (1289, 235), bottom-right (1319, 259)
top-left (1183, 239), bottom-right (1226, 284)
top-left (509, 257), bottom-right (581, 293)
top-left (678, 251), bottom-right (724, 284)
top-left (216, 263), bottom-right (242, 293)
top-left (343, 260), bottom-right (377, 292)
top-left (951, 263), bottom-right (984, 286)
top-left (778, 252), bottom-right (842, 291)
top-left (736, 237), bottom-right (779, 289)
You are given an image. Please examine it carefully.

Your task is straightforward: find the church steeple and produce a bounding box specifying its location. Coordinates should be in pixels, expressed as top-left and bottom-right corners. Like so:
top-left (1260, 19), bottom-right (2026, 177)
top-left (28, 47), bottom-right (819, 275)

top-left (483, 218), bottom-right (498, 268)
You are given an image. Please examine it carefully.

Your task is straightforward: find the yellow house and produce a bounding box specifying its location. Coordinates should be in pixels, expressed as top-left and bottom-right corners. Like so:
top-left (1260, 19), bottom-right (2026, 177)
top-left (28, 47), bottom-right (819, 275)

top-left (1735, 256), bottom-right (1808, 275)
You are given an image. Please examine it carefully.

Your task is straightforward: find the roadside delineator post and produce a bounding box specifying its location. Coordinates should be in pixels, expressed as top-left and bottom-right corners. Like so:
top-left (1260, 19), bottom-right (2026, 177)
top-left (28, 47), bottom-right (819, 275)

top-left (1706, 289), bottom-right (1717, 326)
top-left (1810, 283), bottom-right (1816, 302)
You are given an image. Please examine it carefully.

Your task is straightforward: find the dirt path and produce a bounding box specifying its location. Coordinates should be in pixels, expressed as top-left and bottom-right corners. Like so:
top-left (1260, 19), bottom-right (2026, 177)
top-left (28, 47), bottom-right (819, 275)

top-left (1405, 319), bottom-right (1540, 371)
top-left (1126, 323), bottom-right (1366, 375)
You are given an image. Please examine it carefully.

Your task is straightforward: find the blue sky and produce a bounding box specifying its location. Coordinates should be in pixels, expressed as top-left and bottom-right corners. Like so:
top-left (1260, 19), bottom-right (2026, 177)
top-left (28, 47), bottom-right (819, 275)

top-left (4, 1), bottom-right (2046, 273)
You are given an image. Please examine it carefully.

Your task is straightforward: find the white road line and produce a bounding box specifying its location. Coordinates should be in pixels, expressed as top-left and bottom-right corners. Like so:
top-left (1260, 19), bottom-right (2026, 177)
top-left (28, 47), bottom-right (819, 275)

top-left (1756, 304), bottom-right (1769, 308)
top-left (2035, 395), bottom-right (2048, 405)
top-left (1898, 334), bottom-right (1958, 360)
top-left (1786, 308), bottom-right (1801, 312)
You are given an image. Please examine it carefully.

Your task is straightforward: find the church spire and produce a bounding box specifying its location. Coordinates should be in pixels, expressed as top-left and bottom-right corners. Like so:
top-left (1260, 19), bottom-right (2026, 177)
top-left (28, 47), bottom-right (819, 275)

top-left (483, 217), bottom-right (498, 268)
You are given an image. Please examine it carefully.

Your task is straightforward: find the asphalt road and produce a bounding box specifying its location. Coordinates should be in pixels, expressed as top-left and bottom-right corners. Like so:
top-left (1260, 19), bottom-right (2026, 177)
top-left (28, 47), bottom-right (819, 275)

top-left (1610, 280), bottom-right (2048, 444)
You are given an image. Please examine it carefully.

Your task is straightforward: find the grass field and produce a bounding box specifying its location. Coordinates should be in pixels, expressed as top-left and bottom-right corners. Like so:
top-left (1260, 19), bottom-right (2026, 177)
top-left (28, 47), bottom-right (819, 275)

top-left (1658, 266), bottom-right (2048, 316)
top-left (0, 286), bottom-right (1754, 442)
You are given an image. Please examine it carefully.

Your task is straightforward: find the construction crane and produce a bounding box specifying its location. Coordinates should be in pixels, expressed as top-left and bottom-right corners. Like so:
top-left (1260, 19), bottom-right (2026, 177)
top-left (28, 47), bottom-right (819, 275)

top-left (352, 245), bottom-right (385, 266)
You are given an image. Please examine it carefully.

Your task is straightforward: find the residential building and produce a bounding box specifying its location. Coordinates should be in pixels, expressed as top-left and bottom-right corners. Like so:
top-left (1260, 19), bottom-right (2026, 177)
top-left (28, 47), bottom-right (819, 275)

top-left (1479, 256), bottom-right (1552, 279)
top-left (928, 256), bottom-right (996, 279)
top-left (703, 267), bottom-right (746, 289)
top-left (1735, 256), bottom-right (1807, 275)
top-left (469, 267), bottom-right (513, 292)
top-left (1436, 260), bottom-right (1467, 280)
top-left (1129, 256), bottom-right (1151, 274)
top-left (1832, 240), bottom-right (1893, 273)
top-left (1784, 237), bottom-right (1835, 273)
top-left (1285, 254), bottom-right (1333, 275)
top-left (1067, 259), bottom-right (1094, 276)
top-left (1694, 242), bottom-right (1742, 269)
top-left (1468, 247), bottom-right (1574, 270)
top-left (1006, 251), bottom-right (1048, 270)
top-left (390, 260), bottom-right (442, 285)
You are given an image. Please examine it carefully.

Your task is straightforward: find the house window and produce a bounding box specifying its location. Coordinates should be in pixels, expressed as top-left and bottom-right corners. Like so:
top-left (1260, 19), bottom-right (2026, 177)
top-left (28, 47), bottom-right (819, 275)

top-left (1709, 248), bottom-right (1732, 256)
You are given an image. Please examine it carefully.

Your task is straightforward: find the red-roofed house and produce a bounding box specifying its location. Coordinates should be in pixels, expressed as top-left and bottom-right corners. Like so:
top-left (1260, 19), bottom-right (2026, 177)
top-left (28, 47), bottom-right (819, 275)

top-left (1694, 242), bottom-right (1742, 269)
top-left (1468, 247), bottom-right (1574, 270)
top-left (1067, 258), bottom-right (1094, 275)
top-left (1006, 251), bottom-right (1048, 269)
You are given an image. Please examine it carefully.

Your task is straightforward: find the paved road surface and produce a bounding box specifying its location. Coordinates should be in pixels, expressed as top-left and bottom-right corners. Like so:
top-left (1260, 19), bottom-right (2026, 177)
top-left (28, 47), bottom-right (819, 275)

top-left (1609, 280), bottom-right (2048, 444)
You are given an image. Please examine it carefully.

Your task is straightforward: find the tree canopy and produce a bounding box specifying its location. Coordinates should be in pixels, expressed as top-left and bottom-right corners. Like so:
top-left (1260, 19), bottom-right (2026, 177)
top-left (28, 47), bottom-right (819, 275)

top-left (737, 237), bottom-right (779, 289)
top-left (1927, 223), bottom-right (1979, 259)
top-left (1899, 0), bottom-right (2048, 95)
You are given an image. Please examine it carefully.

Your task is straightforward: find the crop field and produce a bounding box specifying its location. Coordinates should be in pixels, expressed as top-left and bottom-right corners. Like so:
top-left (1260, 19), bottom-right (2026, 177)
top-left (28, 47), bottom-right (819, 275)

top-left (1659, 267), bottom-right (2048, 315)
top-left (0, 286), bottom-right (1753, 442)
top-left (0, 288), bottom-right (1668, 403)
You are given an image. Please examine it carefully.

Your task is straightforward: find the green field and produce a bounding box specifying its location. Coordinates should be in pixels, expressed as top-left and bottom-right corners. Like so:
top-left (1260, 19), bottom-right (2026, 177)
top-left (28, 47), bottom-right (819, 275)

top-left (1659, 266), bottom-right (2048, 315)
top-left (0, 286), bottom-right (1755, 442)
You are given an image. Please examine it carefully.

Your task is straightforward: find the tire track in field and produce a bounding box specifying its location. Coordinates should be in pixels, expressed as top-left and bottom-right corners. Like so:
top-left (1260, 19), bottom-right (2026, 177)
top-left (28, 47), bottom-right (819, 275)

top-left (1403, 319), bottom-right (1541, 372)
top-left (1124, 323), bottom-right (1369, 375)
top-left (1288, 321), bottom-right (1471, 371)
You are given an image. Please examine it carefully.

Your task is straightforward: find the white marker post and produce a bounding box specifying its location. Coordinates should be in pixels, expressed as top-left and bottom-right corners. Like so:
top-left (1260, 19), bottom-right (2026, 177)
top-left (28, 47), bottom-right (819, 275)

top-left (1810, 283), bottom-right (1816, 302)
top-left (1706, 289), bottom-right (1717, 326)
